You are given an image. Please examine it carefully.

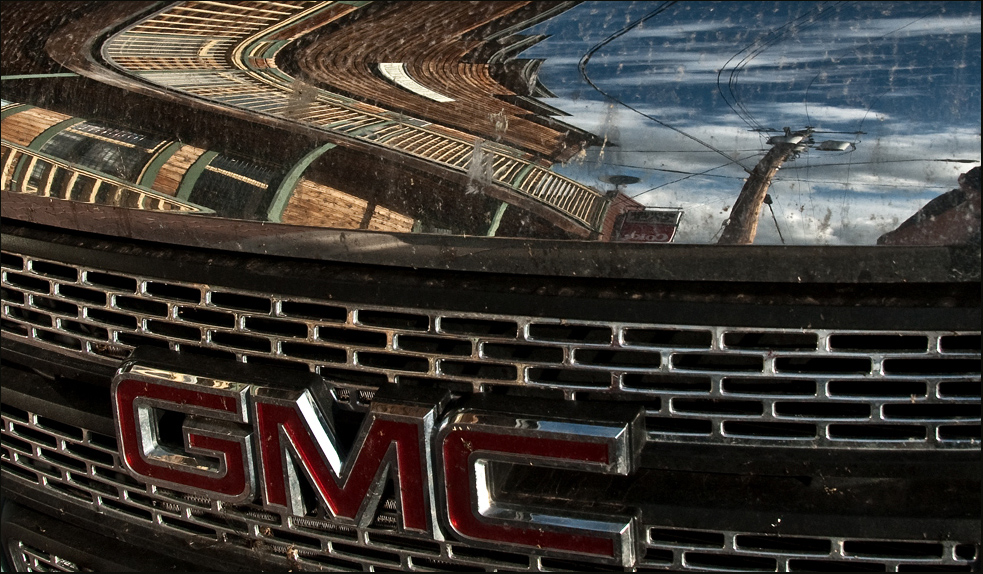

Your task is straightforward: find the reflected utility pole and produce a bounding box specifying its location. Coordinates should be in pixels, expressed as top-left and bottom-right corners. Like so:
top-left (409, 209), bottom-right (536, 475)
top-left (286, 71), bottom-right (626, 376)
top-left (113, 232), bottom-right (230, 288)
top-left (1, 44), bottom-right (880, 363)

top-left (716, 127), bottom-right (862, 244)
top-left (717, 127), bottom-right (811, 245)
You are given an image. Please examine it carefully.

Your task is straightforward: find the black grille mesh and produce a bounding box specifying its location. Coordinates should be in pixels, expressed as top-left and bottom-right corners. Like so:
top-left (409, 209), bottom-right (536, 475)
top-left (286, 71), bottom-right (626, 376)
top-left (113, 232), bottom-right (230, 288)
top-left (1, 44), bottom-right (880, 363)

top-left (2, 250), bottom-right (980, 449)
top-left (2, 404), bottom-right (978, 572)
top-left (6, 540), bottom-right (81, 573)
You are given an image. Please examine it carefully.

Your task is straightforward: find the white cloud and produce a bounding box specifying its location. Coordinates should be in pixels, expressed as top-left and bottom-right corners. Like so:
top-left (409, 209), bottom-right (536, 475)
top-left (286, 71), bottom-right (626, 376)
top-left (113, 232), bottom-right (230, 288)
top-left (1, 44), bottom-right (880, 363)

top-left (549, 100), bottom-right (978, 245)
top-left (519, 1), bottom-right (981, 245)
top-left (770, 102), bottom-right (882, 124)
top-left (817, 15), bottom-right (982, 39)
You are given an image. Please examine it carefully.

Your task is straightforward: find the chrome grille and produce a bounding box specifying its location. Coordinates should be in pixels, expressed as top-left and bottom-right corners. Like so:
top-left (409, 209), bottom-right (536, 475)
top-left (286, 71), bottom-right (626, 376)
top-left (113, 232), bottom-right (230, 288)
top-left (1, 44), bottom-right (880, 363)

top-left (6, 540), bottom-right (81, 573)
top-left (1, 250), bottom-right (980, 449)
top-left (3, 405), bottom-right (978, 572)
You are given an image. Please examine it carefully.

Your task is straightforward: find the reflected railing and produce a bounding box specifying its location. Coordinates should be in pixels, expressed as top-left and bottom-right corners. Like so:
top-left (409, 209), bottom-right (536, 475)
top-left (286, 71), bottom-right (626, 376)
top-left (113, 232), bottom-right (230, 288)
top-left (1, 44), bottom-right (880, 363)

top-left (0, 141), bottom-right (211, 213)
top-left (100, 1), bottom-right (609, 231)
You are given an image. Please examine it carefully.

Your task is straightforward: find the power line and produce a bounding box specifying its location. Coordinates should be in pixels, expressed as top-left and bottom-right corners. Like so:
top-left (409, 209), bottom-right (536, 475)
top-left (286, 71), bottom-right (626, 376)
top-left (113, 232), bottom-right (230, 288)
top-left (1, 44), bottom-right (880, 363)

top-left (577, 1), bottom-right (749, 170)
top-left (591, 161), bottom-right (748, 179)
top-left (629, 153), bottom-right (763, 200)
top-left (801, 8), bottom-right (933, 152)
top-left (764, 195), bottom-right (786, 244)
top-left (595, 158), bottom-right (972, 189)
top-left (772, 177), bottom-right (951, 190)
top-left (613, 148), bottom-right (765, 153)
top-left (717, 2), bottom-right (841, 132)
top-left (780, 158), bottom-right (980, 170)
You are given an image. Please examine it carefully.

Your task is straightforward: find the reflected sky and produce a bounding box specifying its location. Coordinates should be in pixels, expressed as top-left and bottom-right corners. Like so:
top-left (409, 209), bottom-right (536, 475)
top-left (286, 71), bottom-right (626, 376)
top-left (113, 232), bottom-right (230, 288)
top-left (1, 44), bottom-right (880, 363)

top-left (519, 1), bottom-right (982, 244)
top-left (2, 1), bottom-right (979, 247)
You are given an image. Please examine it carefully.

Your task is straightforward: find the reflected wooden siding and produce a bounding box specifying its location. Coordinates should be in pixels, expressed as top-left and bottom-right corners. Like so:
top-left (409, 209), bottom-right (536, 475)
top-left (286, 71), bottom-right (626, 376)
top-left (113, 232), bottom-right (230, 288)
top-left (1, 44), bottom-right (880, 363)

top-left (101, 1), bottom-right (610, 233)
top-left (0, 108), bottom-right (73, 147)
top-left (150, 145), bottom-right (209, 195)
top-left (281, 178), bottom-right (414, 232)
top-left (1, 142), bottom-right (207, 213)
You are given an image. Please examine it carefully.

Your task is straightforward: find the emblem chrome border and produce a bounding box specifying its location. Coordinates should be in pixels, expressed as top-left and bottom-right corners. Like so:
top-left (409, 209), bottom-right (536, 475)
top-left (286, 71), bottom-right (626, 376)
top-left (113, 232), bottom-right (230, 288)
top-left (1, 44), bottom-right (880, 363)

top-left (436, 400), bottom-right (645, 565)
top-left (112, 349), bottom-right (648, 565)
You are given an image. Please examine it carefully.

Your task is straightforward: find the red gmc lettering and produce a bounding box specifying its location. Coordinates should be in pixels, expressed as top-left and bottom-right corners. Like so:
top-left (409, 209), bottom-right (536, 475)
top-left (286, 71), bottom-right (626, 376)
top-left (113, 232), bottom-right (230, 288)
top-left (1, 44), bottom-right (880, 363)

top-left (441, 429), bottom-right (617, 556)
top-left (251, 387), bottom-right (434, 533)
top-left (113, 371), bottom-right (641, 561)
top-left (437, 409), bottom-right (642, 564)
top-left (113, 374), bottom-right (254, 502)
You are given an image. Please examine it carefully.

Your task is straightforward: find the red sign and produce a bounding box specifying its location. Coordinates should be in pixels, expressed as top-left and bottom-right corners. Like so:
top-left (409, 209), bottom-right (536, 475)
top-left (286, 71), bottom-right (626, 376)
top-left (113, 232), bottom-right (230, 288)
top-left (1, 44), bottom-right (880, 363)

top-left (614, 209), bottom-right (683, 243)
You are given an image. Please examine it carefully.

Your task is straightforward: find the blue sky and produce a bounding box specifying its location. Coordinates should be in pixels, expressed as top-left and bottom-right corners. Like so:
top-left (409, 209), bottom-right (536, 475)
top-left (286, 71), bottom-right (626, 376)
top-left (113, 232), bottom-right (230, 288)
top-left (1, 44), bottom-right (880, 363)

top-left (519, 1), bottom-right (982, 244)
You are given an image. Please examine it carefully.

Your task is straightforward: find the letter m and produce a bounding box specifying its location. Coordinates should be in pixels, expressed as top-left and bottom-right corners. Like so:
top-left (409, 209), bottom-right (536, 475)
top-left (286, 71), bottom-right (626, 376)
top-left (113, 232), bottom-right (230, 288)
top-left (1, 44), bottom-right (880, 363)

top-left (252, 384), bottom-right (447, 534)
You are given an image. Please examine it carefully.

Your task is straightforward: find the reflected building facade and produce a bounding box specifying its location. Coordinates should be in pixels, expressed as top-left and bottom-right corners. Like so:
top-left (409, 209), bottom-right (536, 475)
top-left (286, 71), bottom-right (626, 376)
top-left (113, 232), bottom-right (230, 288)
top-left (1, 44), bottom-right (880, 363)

top-left (3, 99), bottom-right (643, 238)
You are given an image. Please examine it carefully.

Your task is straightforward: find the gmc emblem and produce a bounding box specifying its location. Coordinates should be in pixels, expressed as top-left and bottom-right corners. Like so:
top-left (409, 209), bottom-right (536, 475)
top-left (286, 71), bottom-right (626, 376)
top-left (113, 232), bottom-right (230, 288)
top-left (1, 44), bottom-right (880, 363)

top-left (111, 351), bottom-right (644, 565)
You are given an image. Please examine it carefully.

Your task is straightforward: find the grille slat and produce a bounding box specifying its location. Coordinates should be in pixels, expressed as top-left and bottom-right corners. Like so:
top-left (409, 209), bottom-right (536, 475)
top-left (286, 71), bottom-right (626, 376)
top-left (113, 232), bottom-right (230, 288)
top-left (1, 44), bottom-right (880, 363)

top-left (1, 251), bottom-right (980, 449)
top-left (2, 409), bottom-right (977, 572)
top-left (9, 541), bottom-right (82, 572)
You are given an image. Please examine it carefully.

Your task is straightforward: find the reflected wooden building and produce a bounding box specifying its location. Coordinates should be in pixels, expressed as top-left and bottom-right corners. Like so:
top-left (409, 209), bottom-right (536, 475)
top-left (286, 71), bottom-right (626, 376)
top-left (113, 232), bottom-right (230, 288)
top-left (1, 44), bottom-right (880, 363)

top-left (1, 101), bottom-right (416, 231)
top-left (96, 1), bottom-right (613, 235)
top-left (2, 101), bottom-right (606, 238)
top-left (1, 102), bottom-right (206, 214)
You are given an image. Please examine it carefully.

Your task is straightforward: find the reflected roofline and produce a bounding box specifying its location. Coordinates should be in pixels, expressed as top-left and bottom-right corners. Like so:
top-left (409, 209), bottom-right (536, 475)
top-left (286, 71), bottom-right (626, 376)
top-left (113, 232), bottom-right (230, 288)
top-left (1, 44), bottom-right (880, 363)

top-left (3, 191), bottom-right (979, 284)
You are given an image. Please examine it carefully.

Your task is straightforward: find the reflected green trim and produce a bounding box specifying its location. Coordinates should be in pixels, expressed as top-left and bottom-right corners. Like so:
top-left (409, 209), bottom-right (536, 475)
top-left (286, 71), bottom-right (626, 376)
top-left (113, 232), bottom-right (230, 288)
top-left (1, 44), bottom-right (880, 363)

top-left (1, 73), bottom-right (79, 81)
top-left (176, 150), bottom-right (219, 201)
top-left (347, 120), bottom-right (392, 137)
top-left (28, 118), bottom-right (86, 151)
top-left (593, 199), bottom-right (612, 241)
top-left (11, 117), bottom-right (86, 187)
top-left (262, 40), bottom-right (289, 59)
top-left (267, 142), bottom-right (336, 222)
top-left (1, 104), bottom-right (34, 120)
top-left (137, 141), bottom-right (183, 187)
top-left (265, 68), bottom-right (295, 83)
top-left (9, 155), bottom-right (36, 192)
top-left (512, 163), bottom-right (536, 187)
top-left (486, 202), bottom-right (509, 236)
top-left (3, 140), bottom-right (215, 214)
